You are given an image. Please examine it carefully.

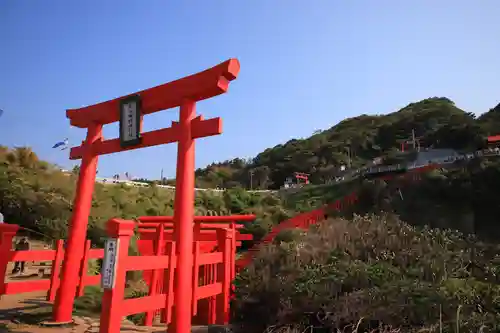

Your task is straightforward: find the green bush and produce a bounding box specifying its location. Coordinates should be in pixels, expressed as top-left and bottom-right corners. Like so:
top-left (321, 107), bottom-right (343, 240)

top-left (233, 214), bottom-right (500, 332)
top-left (74, 286), bottom-right (104, 313)
top-left (274, 229), bottom-right (303, 243)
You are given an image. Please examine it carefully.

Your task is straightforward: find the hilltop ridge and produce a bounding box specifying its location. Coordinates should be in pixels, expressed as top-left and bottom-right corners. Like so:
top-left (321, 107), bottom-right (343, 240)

top-left (195, 97), bottom-right (500, 189)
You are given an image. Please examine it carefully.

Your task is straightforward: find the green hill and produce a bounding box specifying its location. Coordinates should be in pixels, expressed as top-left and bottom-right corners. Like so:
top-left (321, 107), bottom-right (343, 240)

top-left (2, 96), bottom-right (500, 247)
top-left (3, 97), bottom-right (500, 331)
top-left (195, 97), bottom-right (500, 189)
top-left (0, 147), bottom-right (292, 245)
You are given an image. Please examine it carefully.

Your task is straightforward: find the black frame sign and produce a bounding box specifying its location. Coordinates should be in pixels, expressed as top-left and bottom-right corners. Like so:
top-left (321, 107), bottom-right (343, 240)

top-left (119, 94), bottom-right (142, 148)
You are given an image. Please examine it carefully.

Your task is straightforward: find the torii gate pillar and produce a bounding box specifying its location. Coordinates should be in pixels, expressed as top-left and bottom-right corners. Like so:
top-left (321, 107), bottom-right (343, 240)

top-left (172, 100), bottom-right (196, 332)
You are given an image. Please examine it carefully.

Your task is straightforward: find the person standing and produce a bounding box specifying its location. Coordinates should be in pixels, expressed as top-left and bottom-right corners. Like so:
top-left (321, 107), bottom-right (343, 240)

top-left (12, 237), bottom-right (31, 274)
top-left (0, 211), bottom-right (4, 223)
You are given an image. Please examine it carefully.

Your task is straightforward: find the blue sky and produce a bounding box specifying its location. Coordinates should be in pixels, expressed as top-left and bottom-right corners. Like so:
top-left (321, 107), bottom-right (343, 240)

top-left (1, 1), bottom-right (499, 180)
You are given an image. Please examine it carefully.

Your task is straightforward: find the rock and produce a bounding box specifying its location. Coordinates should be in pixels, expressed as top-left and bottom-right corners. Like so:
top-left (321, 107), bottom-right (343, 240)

top-left (86, 327), bottom-right (100, 333)
top-left (121, 324), bottom-right (149, 332)
top-left (72, 317), bottom-right (86, 326)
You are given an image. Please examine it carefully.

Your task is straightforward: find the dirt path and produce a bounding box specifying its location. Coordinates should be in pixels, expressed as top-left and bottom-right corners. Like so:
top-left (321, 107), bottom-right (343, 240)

top-left (0, 239), bottom-right (86, 333)
top-left (0, 289), bottom-right (156, 333)
top-left (0, 290), bottom-right (214, 333)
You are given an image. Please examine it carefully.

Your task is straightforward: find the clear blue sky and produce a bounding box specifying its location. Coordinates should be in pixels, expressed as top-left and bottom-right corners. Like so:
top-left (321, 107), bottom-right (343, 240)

top-left (1, 1), bottom-right (499, 180)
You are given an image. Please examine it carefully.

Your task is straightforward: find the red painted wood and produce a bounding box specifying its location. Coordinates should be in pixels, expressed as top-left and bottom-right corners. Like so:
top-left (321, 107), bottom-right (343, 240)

top-left (66, 59), bottom-right (240, 128)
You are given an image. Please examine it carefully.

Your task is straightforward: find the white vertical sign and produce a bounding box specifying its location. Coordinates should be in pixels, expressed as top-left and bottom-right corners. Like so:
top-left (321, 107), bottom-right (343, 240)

top-left (101, 238), bottom-right (120, 289)
top-left (119, 94), bottom-right (141, 147)
top-left (122, 102), bottom-right (137, 141)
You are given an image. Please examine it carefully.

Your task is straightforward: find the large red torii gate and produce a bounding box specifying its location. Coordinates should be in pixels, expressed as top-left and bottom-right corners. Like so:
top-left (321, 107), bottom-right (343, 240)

top-left (54, 59), bottom-right (240, 333)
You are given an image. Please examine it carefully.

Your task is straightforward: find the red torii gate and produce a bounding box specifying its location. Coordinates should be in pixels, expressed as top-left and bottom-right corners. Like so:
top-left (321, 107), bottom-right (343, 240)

top-left (136, 215), bottom-right (254, 325)
top-left (294, 172), bottom-right (309, 185)
top-left (136, 215), bottom-right (255, 255)
top-left (54, 59), bottom-right (240, 333)
top-left (136, 215), bottom-right (254, 281)
top-left (487, 135), bottom-right (500, 144)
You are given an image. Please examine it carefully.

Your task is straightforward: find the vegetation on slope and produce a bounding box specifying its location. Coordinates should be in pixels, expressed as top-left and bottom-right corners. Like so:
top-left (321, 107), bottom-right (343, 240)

top-left (0, 146), bottom-right (294, 245)
top-left (233, 214), bottom-right (500, 332)
top-left (2, 97), bottom-right (500, 245)
top-left (336, 159), bottom-right (500, 242)
top-left (195, 97), bottom-right (500, 189)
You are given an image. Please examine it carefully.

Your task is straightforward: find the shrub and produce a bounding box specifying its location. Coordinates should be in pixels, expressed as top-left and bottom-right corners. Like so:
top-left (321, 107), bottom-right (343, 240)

top-left (74, 286), bottom-right (104, 313)
top-left (232, 214), bottom-right (500, 332)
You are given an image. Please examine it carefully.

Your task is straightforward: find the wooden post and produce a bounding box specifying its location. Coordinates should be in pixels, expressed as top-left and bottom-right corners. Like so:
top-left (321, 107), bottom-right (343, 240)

top-left (170, 100), bottom-right (196, 333)
top-left (216, 228), bottom-right (232, 324)
top-left (47, 240), bottom-right (65, 301)
top-left (54, 124), bottom-right (102, 322)
top-left (144, 222), bottom-right (165, 326)
top-left (0, 224), bottom-right (19, 296)
top-left (77, 240), bottom-right (92, 297)
top-left (99, 219), bottom-right (135, 333)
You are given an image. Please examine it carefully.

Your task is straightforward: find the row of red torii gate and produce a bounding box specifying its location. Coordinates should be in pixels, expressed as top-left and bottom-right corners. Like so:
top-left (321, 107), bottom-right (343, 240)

top-left (3, 52), bottom-right (489, 333)
top-left (0, 59), bottom-right (255, 333)
top-left (0, 58), bottom-right (362, 333)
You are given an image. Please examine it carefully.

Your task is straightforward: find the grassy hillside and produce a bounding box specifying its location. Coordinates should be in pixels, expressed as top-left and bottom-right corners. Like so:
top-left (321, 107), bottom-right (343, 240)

top-left (280, 180), bottom-right (357, 213)
top-left (0, 147), bottom-right (294, 245)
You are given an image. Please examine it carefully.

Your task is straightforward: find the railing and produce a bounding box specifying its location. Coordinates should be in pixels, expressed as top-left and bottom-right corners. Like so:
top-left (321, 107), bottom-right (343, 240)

top-left (135, 215), bottom-right (255, 326)
top-left (137, 215), bottom-right (255, 254)
top-left (0, 224), bottom-right (103, 301)
top-left (99, 218), bottom-right (236, 333)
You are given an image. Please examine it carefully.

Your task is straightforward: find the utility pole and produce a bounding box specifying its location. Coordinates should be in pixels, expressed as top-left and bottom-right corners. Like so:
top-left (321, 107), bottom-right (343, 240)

top-left (398, 129), bottom-right (421, 153)
top-left (412, 129), bottom-right (416, 150)
top-left (160, 168), bottom-right (164, 185)
top-left (249, 169), bottom-right (254, 190)
top-left (411, 129), bottom-right (422, 152)
top-left (345, 146), bottom-right (351, 168)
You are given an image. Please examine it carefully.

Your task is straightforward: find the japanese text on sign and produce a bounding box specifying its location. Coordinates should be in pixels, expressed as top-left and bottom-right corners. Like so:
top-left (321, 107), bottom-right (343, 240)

top-left (122, 103), bottom-right (137, 140)
top-left (101, 238), bottom-right (120, 289)
top-left (119, 95), bottom-right (141, 147)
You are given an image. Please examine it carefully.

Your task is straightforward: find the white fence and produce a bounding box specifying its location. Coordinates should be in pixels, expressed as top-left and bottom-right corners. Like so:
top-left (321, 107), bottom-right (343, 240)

top-left (94, 177), bottom-right (277, 193)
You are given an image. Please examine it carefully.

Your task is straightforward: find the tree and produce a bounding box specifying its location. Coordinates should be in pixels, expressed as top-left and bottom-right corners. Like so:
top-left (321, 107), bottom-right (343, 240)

top-left (254, 166), bottom-right (272, 189)
top-left (72, 165), bottom-right (81, 175)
